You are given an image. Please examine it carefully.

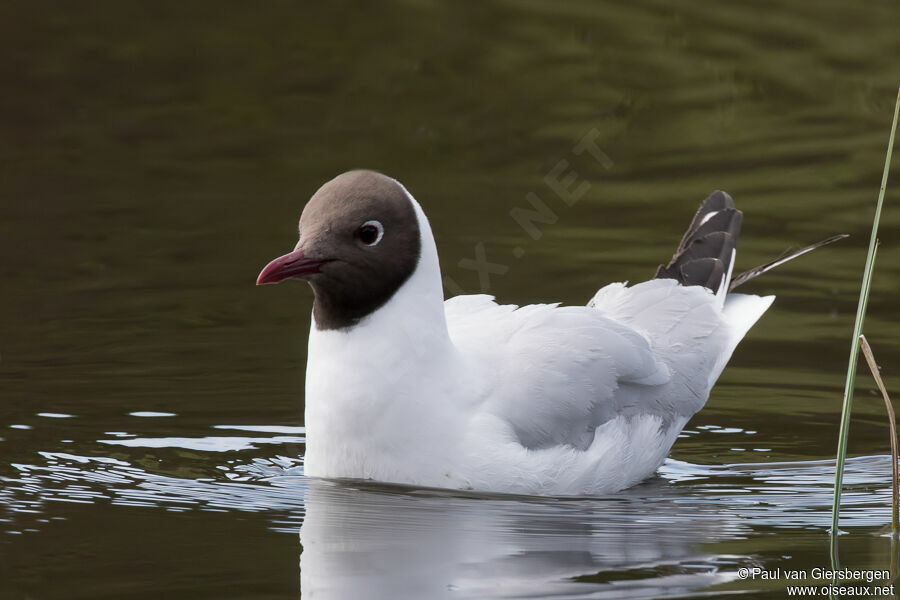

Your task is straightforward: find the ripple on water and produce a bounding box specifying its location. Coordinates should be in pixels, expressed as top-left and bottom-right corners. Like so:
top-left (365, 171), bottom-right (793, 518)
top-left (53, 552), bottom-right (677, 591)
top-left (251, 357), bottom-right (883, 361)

top-left (0, 428), bottom-right (895, 598)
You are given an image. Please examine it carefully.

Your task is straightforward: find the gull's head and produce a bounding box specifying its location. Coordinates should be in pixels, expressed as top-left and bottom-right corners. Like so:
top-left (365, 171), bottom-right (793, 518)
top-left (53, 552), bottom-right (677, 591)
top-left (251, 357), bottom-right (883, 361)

top-left (257, 170), bottom-right (422, 330)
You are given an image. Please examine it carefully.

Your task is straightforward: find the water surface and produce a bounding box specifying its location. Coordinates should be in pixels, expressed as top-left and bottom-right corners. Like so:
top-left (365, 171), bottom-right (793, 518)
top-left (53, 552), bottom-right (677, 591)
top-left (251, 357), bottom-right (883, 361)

top-left (2, 1), bottom-right (900, 598)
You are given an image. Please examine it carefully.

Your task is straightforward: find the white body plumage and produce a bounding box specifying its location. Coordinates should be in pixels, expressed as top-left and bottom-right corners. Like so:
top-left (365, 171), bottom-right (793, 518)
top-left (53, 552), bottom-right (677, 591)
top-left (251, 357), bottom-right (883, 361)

top-left (302, 188), bottom-right (773, 496)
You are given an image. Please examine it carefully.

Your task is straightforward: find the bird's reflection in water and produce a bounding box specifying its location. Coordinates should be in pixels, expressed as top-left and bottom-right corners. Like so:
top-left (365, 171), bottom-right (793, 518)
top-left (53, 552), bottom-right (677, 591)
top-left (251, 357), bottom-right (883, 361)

top-left (298, 477), bottom-right (744, 599)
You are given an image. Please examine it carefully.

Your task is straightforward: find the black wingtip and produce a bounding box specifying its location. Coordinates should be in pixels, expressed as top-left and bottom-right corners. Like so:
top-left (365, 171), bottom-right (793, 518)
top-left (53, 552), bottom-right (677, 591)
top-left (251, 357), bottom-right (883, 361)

top-left (728, 233), bottom-right (850, 291)
top-left (655, 191), bottom-right (741, 292)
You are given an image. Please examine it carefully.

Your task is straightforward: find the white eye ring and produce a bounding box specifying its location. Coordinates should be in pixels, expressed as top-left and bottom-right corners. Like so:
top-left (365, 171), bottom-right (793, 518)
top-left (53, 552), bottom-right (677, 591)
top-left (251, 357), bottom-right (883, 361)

top-left (357, 220), bottom-right (384, 246)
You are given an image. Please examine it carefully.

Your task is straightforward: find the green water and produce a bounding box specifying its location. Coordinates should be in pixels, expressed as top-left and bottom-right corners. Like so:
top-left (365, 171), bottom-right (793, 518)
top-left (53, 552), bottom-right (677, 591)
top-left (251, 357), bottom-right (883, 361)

top-left (2, 1), bottom-right (899, 598)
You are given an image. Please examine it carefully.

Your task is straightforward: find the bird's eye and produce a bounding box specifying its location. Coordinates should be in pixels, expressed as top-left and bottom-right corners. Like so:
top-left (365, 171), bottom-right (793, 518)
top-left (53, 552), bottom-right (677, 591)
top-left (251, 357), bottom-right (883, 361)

top-left (356, 220), bottom-right (384, 246)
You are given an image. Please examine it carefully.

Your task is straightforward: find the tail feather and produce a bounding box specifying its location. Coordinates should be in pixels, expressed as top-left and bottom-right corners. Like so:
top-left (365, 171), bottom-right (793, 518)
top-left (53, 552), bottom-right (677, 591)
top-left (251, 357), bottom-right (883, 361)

top-left (709, 292), bottom-right (775, 388)
top-left (649, 190), bottom-right (846, 389)
top-left (654, 190), bottom-right (742, 293)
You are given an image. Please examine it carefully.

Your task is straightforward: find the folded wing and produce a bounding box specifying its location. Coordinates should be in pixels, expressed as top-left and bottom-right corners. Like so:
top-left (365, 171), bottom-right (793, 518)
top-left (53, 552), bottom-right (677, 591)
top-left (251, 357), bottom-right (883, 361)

top-left (445, 295), bottom-right (672, 451)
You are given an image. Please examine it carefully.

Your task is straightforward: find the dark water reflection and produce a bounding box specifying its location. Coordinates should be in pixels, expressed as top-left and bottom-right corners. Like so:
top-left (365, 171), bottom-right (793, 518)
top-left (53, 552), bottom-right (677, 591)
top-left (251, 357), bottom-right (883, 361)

top-left (2, 0), bottom-right (900, 598)
top-left (2, 430), bottom-right (897, 599)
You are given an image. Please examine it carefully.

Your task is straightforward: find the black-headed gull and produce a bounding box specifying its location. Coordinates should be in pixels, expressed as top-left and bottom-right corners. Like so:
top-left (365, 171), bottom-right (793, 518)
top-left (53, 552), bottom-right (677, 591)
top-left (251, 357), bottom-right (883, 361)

top-left (257, 170), bottom-right (838, 496)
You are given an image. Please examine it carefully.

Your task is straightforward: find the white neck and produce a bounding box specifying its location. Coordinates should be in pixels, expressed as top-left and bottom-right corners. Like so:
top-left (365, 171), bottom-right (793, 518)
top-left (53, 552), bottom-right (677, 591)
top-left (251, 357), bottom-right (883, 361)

top-left (303, 188), bottom-right (459, 479)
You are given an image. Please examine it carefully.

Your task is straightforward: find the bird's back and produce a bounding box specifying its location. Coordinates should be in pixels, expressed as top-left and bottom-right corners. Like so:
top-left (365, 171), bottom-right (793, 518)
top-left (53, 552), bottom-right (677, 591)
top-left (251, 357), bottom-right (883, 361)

top-left (445, 277), bottom-right (758, 434)
top-left (441, 280), bottom-right (771, 495)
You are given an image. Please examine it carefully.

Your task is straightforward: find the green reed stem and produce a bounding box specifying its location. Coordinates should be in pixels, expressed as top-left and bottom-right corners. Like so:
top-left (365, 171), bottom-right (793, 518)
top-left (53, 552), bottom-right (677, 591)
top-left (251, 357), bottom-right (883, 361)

top-left (830, 85), bottom-right (900, 555)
